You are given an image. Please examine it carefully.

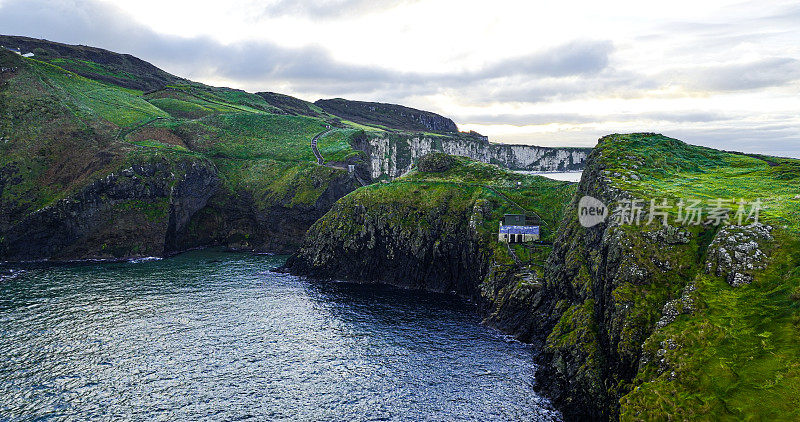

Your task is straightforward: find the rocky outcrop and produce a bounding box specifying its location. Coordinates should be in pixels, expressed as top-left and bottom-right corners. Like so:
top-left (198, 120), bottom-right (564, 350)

top-left (356, 134), bottom-right (590, 179)
top-left (183, 169), bottom-right (363, 254)
top-left (530, 137), bottom-right (713, 420)
top-left (704, 223), bottom-right (773, 286)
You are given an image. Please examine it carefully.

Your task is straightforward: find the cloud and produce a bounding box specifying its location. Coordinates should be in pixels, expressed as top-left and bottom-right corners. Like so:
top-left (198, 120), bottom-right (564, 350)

top-left (0, 0), bottom-right (617, 101)
top-left (456, 111), bottom-right (733, 126)
top-left (255, 0), bottom-right (416, 18)
top-left (472, 41), bottom-right (613, 79)
top-left (0, 0), bottom-right (625, 109)
top-left (667, 58), bottom-right (800, 92)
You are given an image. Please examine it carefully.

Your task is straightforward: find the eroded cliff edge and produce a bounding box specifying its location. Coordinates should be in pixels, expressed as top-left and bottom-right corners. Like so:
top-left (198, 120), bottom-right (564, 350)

top-left (285, 134), bottom-right (800, 420)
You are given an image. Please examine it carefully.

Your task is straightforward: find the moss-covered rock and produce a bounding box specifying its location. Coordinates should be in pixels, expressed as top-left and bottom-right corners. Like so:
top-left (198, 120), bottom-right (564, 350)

top-left (417, 152), bottom-right (456, 173)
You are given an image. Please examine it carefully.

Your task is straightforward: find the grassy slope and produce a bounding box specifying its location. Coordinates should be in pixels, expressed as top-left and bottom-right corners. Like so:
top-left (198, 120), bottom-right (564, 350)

top-left (584, 134), bottom-right (800, 420)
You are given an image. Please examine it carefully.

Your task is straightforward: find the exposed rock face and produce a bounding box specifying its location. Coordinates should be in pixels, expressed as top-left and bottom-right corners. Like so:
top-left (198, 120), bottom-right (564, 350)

top-left (183, 170), bottom-right (363, 254)
top-left (655, 283), bottom-right (696, 329)
top-left (704, 223), bottom-right (774, 286)
top-left (357, 135), bottom-right (590, 179)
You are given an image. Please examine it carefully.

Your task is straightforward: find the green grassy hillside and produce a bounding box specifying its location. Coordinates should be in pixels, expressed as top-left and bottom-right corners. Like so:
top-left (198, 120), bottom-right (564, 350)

top-left (0, 39), bottom-right (374, 258)
top-left (0, 48), bottom-right (362, 215)
top-left (0, 35), bottom-right (186, 91)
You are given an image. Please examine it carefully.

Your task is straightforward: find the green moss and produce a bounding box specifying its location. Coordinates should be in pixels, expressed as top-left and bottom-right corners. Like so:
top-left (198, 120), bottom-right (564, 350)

top-left (417, 152), bottom-right (456, 172)
top-left (620, 234), bottom-right (800, 420)
top-left (546, 300), bottom-right (604, 394)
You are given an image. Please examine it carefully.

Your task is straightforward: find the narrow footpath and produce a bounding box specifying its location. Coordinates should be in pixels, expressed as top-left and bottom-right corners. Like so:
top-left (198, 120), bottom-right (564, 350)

top-left (311, 129), bottom-right (331, 165)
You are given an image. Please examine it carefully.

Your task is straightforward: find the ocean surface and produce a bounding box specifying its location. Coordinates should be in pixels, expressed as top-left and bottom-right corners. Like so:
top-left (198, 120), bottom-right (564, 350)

top-left (0, 250), bottom-right (560, 420)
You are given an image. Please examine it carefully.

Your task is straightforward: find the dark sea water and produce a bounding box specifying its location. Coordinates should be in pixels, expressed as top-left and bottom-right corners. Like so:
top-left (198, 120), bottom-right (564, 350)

top-left (0, 250), bottom-right (560, 421)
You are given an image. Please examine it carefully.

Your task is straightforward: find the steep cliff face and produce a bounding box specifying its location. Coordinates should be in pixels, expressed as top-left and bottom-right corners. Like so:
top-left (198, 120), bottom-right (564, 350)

top-left (283, 188), bottom-right (489, 295)
top-left (182, 167), bottom-right (363, 254)
top-left (356, 134), bottom-right (590, 179)
top-left (0, 153), bottom-right (364, 261)
top-left (533, 141), bottom-right (710, 419)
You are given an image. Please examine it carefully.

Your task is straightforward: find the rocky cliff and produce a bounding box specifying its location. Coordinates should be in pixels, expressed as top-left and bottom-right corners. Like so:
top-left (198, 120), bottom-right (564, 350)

top-left (0, 156), bottom-right (217, 260)
top-left (535, 134), bottom-right (800, 420)
top-left (285, 134), bottom-right (800, 420)
top-left (354, 134), bottom-right (590, 179)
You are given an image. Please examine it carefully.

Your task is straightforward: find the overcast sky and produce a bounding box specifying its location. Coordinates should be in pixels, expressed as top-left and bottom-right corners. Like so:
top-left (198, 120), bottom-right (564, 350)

top-left (1, 0), bottom-right (799, 156)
